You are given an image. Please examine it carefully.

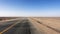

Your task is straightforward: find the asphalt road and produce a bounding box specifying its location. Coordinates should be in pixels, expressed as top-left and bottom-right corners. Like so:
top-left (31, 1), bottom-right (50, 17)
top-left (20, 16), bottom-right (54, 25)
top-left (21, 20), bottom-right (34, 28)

top-left (0, 18), bottom-right (46, 34)
top-left (0, 20), bottom-right (18, 32)
top-left (0, 18), bottom-right (35, 34)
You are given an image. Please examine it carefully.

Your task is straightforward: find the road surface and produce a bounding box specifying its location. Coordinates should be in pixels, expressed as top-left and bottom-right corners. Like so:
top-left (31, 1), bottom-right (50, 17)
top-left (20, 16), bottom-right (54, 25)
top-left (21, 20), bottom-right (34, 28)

top-left (0, 18), bottom-right (36, 34)
top-left (0, 18), bottom-right (60, 34)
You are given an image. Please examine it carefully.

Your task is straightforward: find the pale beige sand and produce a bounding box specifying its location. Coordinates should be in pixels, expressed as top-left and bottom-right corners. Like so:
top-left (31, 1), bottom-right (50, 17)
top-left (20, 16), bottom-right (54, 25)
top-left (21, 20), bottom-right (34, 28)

top-left (28, 18), bottom-right (60, 34)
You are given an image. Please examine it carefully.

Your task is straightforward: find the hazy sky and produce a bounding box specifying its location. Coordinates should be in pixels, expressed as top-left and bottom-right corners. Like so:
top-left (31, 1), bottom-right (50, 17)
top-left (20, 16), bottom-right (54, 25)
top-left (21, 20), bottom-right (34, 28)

top-left (0, 0), bottom-right (60, 17)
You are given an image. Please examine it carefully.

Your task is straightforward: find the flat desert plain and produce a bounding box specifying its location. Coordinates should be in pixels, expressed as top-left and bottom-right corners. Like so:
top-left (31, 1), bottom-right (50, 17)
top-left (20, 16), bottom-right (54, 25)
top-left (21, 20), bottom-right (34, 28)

top-left (34, 17), bottom-right (60, 31)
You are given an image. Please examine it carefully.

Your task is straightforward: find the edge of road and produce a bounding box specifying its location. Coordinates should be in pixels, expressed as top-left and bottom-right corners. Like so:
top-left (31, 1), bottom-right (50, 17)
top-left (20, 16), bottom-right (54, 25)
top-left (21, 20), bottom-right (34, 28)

top-left (0, 18), bottom-right (20, 22)
top-left (0, 18), bottom-right (21, 25)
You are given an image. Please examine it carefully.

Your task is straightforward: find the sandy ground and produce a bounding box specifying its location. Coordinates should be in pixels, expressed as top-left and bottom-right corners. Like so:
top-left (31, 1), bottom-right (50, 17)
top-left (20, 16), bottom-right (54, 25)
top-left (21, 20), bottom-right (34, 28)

top-left (31, 17), bottom-right (60, 32)
top-left (28, 18), bottom-right (60, 34)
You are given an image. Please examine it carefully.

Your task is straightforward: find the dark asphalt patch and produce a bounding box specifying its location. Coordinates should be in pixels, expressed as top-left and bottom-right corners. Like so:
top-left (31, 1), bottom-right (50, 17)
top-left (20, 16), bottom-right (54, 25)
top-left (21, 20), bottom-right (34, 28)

top-left (3, 20), bottom-right (31, 34)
